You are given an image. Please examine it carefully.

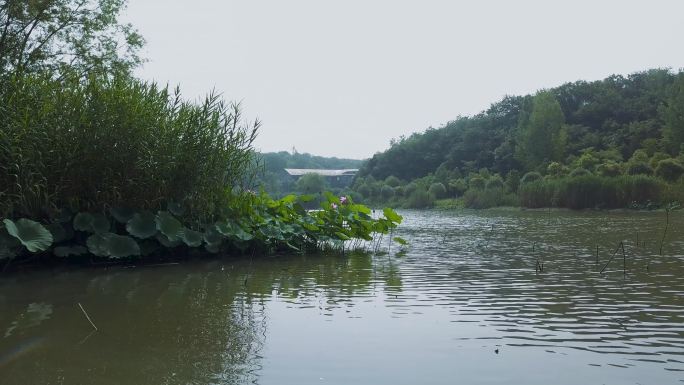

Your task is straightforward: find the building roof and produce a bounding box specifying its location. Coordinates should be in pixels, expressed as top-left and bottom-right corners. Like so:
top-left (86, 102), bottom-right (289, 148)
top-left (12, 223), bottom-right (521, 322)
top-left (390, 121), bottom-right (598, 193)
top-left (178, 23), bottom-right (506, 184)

top-left (284, 168), bottom-right (359, 177)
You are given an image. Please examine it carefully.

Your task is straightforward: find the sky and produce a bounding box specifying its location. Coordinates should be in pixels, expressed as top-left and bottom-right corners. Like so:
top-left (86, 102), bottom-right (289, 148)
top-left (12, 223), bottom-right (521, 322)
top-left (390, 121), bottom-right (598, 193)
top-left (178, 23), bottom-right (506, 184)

top-left (123, 0), bottom-right (684, 160)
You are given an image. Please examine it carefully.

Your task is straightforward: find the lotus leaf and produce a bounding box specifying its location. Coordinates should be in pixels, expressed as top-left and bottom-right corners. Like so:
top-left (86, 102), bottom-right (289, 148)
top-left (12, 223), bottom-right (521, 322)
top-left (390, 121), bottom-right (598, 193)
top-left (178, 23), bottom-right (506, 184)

top-left (110, 207), bottom-right (136, 223)
top-left (105, 234), bottom-right (141, 258)
top-left (260, 225), bottom-right (283, 241)
top-left (156, 233), bottom-right (181, 248)
top-left (203, 226), bottom-right (223, 246)
top-left (91, 213), bottom-right (110, 234)
top-left (335, 232), bottom-right (350, 241)
top-left (54, 245), bottom-right (88, 257)
top-left (180, 228), bottom-right (203, 247)
top-left (74, 212), bottom-right (110, 233)
top-left (353, 204), bottom-right (372, 215)
top-left (73, 212), bottom-right (94, 232)
top-left (205, 243), bottom-right (220, 253)
top-left (393, 236), bottom-right (408, 246)
top-left (156, 211), bottom-right (182, 241)
top-left (234, 226), bottom-right (253, 241)
top-left (383, 208), bottom-right (403, 224)
top-left (293, 203), bottom-right (307, 215)
top-left (47, 223), bottom-right (70, 243)
top-left (86, 234), bottom-right (109, 257)
top-left (126, 212), bottom-right (157, 239)
top-left (280, 195), bottom-right (297, 204)
top-left (218, 222), bottom-right (254, 241)
top-left (215, 222), bottom-right (232, 236)
top-left (3, 219), bottom-right (53, 253)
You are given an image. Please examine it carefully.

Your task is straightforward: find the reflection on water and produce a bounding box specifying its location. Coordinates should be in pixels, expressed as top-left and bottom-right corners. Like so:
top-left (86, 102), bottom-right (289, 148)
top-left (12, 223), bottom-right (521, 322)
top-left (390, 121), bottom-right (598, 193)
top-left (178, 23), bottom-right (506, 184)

top-left (0, 209), bottom-right (683, 384)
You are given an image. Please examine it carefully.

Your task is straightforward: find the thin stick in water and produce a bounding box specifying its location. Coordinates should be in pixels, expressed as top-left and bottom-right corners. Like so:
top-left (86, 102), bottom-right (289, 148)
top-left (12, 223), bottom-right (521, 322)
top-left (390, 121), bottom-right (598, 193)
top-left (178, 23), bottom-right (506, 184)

top-left (622, 241), bottom-right (627, 276)
top-left (600, 241), bottom-right (623, 274)
top-left (78, 303), bottom-right (98, 331)
top-left (596, 245), bottom-right (599, 266)
top-left (659, 209), bottom-right (670, 256)
top-left (635, 231), bottom-right (639, 248)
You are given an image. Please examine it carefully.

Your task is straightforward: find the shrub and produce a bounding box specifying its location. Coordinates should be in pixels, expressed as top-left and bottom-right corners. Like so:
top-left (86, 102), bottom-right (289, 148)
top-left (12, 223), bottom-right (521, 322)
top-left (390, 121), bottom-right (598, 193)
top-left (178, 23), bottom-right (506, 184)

top-left (616, 175), bottom-right (663, 205)
top-left (519, 175), bottom-right (664, 209)
top-left (630, 149), bottom-right (649, 163)
top-left (576, 152), bottom-right (599, 170)
top-left (596, 162), bottom-right (623, 177)
top-left (546, 162), bottom-right (565, 177)
top-left (463, 188), bottom-right (517, 209)
top-left (404, 182), bottom-right (419, 197)
top-left (649, 152), bottom-right (670, 169)
top-left (356, 184), bottom-right (371, 200)
top-left (468, 175), bottom-right (486, 190)
top-left (428, 182), bottom-right (447, 199)
top-left (485, 176), bottom-right (504, 190)
top-left (520, 172), bottom-right (542, 184)
top-left (505, 170), bottom-right (521, 193)
top-left (627, 162), bottom-right (654, 176)
top-left (393, 186), bottom-right (405, 198)
top-left (384, 175), bottom-right (402, 187)
top-left (405, 189), bottom-right (434, 209)
top-left (519, 180), bottom-right (557, 208)
top-left (655, 159), bottom-right (684, 182)
top-left (448, 178), bottom-right (468, 196)
top-left (380, 185), bottom-right (395, 201)
top-left (569, 168), bottom-right (591, 177)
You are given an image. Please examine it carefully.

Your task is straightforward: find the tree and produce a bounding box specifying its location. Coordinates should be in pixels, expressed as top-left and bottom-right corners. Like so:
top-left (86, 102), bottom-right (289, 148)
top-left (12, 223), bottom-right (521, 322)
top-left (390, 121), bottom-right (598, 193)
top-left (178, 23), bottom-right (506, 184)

top-left (662, 74), bottom-right (684, 154)
top-left (295, 173), bottom-right (327, 195)
top-left (380, 185), bottom-right (394, 201)
top-left (428, 182), bottom-right (446, 199)
top-left (0, 0), bottom-right (144, 77)
top-left (515, 91), bottom-right (567, 169)
top-left (654, 159), bottom-right (684, 182)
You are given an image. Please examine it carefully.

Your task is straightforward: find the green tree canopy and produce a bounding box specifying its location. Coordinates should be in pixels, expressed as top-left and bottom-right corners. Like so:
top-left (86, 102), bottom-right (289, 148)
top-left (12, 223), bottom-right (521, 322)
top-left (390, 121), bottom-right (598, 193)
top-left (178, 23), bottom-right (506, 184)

top-left (295, 173), bottom-right (327, 195)
top-left (516, 91), bottom-right (567, 169)
top-left (662, 74), bottom-right (684, 154)
top-left (0, 0), bottom-right (144, 77)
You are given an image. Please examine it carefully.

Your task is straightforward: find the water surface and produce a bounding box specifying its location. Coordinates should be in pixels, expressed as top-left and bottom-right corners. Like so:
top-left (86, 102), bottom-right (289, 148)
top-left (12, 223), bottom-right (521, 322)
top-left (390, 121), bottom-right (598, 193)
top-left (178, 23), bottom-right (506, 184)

top-left (1, 209), bottom-right (683, 384)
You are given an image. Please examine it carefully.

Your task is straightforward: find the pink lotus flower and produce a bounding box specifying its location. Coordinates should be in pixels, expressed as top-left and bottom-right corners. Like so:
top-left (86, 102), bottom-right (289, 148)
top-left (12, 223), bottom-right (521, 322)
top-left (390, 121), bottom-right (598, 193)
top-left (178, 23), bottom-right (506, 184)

top-left (331, 203), bottom-right (338, 210)
top-left (340, 196), bottom-right (348, 205)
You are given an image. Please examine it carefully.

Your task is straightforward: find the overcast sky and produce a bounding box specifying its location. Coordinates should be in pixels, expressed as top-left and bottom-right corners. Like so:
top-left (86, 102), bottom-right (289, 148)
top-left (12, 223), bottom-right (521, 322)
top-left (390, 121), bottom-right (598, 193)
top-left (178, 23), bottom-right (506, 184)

top-left (123, 0), bottom-right (684, 159)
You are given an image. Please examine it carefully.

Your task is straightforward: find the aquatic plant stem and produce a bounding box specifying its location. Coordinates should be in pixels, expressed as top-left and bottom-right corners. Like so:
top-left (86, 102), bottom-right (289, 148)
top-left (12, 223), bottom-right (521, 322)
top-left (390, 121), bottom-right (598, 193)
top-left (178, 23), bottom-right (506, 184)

top-left (78, 303), bottom-right (98, 331)
top-left (596, 245), bottom-right (599, 267)
top-left (659, 209), bottom-right (669, 256)
top-left (600, 241), bottom-right (625, 274)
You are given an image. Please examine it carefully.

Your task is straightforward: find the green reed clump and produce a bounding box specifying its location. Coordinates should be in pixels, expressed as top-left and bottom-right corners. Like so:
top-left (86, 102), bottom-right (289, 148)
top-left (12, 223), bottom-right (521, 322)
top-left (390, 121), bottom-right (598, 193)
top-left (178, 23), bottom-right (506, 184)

top-left (0, 73), bottom-right (258, 222)
top-left (519, 175), bottom-right (664, 209)
top-left (463, 188), bottom-right (518, 209)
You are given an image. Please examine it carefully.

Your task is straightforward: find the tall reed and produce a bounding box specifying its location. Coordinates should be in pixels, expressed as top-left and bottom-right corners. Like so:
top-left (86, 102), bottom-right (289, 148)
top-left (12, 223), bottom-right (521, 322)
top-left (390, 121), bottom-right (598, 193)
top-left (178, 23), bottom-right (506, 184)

top-left (0, 73), bottom-right (259, 221)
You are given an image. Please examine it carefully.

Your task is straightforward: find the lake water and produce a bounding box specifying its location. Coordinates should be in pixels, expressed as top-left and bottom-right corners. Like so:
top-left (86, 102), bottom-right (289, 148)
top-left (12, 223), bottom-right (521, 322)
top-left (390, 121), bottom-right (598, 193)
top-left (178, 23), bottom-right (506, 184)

top-left (1, 209), bottom-right (683, 384)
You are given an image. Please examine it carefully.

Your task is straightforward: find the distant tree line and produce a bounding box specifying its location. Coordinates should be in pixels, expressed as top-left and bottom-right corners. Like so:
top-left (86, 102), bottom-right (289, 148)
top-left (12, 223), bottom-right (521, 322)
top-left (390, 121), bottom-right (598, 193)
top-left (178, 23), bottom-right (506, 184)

top-left (353, 69), bottom-right (684, 209)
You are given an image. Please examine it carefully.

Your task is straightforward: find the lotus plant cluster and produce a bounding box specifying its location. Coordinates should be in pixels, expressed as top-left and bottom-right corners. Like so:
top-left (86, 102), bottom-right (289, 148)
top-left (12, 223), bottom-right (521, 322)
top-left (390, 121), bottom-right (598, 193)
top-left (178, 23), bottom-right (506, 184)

top-left (0, 192), bottom-right (404, 264)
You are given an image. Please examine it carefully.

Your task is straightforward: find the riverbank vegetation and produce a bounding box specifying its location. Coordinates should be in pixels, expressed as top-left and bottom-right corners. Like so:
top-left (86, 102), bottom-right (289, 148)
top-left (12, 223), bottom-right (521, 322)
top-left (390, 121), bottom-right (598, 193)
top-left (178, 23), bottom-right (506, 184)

top-left (0, 0), bottom-right (402, 267)
top-left (352, 69), bottom-right (684, 209)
